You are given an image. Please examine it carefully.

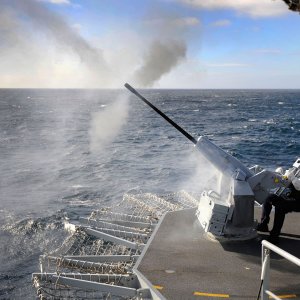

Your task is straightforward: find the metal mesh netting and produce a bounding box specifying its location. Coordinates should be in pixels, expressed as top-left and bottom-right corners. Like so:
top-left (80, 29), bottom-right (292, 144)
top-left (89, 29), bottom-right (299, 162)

top-left (33, 191), bottom-right (198, 299)
top-left (40, 256), bottom-right (132, 275)
top-left (41, 229), bottom-right (138, 274)
top-left (33, 273), bottom-right (139, 300)
top-left (52, 229), bottom-right (139, 257)
top-left (89, 190), bottom-right (198, 221)
top-left (33, 278), bottom-right (135, 300)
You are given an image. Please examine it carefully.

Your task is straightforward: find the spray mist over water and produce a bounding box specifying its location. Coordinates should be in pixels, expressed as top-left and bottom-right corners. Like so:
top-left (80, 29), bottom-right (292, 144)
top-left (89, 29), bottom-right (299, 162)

top-left (179, 151), bottom-right (217, 192)
top-left (179, 149), bottom-right (231, 204)
top-left (89, 95), bottom-right (130, 154)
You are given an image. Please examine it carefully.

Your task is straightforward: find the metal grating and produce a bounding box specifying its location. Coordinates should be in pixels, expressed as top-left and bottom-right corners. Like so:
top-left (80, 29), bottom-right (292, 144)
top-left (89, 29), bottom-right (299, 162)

top-left (32, 191), bottom-right (198, 299)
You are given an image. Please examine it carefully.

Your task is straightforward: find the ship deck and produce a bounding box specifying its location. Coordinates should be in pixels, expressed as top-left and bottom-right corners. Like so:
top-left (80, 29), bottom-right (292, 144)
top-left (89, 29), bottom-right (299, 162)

top-left (137, 207), bottom-right (300, 300)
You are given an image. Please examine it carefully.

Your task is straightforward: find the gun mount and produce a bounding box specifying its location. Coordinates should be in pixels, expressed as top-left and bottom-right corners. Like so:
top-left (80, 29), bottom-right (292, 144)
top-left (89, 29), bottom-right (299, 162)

top-left (125, 83), bottom-right (290, 240)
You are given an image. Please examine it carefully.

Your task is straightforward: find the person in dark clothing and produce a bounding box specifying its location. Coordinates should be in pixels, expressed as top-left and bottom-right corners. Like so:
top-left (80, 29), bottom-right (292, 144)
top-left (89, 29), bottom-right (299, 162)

top-left (257, 160), bottom-right (300, 244)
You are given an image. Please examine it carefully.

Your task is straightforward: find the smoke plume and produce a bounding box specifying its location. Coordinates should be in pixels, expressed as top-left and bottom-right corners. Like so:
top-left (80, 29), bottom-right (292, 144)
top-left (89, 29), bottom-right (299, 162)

top-left (0, 0), bottom-right (110, 87)
top-left (133, 39), bottom-right (187, 87)
top-left (8, 0), bottom-right (106, 65)
top-left (0, 0), bottom-right (196, 88)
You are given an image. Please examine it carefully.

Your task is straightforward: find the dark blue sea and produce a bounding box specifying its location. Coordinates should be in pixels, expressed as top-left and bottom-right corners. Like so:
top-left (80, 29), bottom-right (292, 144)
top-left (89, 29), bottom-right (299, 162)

top-left (0, 89), bottom-right (299, 299)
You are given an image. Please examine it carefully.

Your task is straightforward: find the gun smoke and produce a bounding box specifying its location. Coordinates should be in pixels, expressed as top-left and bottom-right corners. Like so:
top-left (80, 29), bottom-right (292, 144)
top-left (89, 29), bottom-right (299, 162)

top-left (1, 0), bottom-right (110, 87)
top-left (0, 0), bottom-right (192, 88)
top-left (0, 0), bottom-right (202, 211)
top-left (133, 39), bottom-right (187, 87)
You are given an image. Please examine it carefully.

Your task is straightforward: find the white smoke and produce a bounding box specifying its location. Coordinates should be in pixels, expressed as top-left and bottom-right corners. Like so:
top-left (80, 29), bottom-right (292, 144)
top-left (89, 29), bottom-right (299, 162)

top-left (0, 0), bottom-right (198, 88)
top-left (179, 151), bottom-right (218, 193)
top-left (89, 95), bottom-right (129, 154)
top-left (0, 0), bottom-right (111, 87)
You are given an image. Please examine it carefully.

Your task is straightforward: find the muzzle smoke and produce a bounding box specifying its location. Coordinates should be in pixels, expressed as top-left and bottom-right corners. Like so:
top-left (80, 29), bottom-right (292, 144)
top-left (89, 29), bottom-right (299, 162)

top-left (133, 39), bottom-right (187, 87)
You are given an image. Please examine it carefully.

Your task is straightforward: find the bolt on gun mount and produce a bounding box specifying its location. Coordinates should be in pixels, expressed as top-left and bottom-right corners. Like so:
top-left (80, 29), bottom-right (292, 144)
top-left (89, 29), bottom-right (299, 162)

top-left (124, 83), bottom-right (287, 240)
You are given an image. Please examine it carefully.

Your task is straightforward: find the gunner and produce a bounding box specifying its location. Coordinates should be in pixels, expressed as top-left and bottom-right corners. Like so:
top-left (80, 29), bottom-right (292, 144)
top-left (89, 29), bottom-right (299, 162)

top-left (257, 158), bottom-right (300, 244)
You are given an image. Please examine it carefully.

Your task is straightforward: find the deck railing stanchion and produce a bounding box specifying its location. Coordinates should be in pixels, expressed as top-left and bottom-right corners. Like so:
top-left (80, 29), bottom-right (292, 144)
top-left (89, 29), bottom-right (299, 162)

top-left (261, 244), bottom-right (270, 300)
top-left (261, 240), bottom-right (300, 300)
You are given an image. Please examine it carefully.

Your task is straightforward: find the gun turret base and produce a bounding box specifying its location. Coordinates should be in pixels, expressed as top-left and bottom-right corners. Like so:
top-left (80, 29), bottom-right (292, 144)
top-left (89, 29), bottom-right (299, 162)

top-left (196, 186), bottom-right (256, 241)
top-left (205, 230), bottom-right (258, 243)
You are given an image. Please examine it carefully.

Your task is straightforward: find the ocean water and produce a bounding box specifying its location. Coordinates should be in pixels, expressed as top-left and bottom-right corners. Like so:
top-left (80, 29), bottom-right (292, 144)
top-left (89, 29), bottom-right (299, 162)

top-left (0, 89), bottom-right (299, 299)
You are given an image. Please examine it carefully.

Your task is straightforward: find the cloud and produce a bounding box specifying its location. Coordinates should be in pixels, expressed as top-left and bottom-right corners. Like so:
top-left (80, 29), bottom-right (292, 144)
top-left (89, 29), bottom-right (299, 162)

top-left (37, 0), bottom-right (71, 5)
top-left (40, 0), bottom-right (71, 4)
top-left (207, 63), bottom-right (250, 68)
top-left (254, 48), bottom-right (281, 55)
top-left (146, 16), bottom-right (200, 27)
top-left (174, 16), bottom-right (200, 27)
top-left (177, 0), bottom-right (288, 17)
top-left (40, 0), bottom-right (82, 9)
top-left (211, 19), bottom-right (231, 27)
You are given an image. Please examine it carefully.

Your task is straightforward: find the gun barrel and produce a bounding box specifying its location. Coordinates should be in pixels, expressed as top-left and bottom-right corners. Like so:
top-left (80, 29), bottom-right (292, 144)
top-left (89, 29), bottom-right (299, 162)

top-left (125, 83), bottom-right (253, 180)
top-left (124, 83), bottom-right (197, 145)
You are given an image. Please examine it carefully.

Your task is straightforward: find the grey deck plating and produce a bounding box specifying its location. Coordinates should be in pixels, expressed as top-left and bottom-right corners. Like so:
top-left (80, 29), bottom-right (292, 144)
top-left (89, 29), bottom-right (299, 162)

top-left (137, 208), bottom-right (300, 300)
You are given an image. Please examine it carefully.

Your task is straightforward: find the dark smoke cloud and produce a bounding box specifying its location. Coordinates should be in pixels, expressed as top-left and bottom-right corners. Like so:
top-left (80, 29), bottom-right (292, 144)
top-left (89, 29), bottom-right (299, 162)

top-left (133, 39), bottom-right (187, 87)
top-left (130, 7), bottom-right (195, 87)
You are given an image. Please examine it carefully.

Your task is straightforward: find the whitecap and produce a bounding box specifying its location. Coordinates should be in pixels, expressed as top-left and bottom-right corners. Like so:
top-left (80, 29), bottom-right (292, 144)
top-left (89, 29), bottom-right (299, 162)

top-left (263, 119), bottom-right (275, 124)
top-left (68, 200), bottom-right (94, 206)
top-left (71, 184), bottom-right (84, 188)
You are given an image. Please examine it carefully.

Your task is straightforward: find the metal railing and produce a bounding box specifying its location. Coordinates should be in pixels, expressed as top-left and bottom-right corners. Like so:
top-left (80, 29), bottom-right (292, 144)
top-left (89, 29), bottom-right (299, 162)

top-left (260, 240), bottom-right (300, 300)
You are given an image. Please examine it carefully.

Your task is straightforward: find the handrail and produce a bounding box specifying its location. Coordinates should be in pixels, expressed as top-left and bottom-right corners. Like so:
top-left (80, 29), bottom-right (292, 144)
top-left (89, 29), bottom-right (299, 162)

top-left (262, 240), bottom-right (300, 266)
top-left (260, 240), bottom-right (300, 300)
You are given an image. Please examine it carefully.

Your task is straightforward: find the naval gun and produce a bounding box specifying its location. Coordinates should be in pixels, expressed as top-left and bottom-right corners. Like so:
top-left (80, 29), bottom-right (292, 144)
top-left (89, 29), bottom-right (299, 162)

top-left (124, 83), bottom-right (291, 240)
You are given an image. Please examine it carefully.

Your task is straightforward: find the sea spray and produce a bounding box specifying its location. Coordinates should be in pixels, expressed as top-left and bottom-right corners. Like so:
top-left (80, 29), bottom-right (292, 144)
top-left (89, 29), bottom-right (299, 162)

top-left (89, 95), bottom-right (129, 154)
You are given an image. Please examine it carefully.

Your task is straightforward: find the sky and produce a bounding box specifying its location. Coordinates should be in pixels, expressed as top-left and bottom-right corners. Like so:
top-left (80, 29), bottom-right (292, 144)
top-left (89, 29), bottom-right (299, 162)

top-left (0, 0), bottom-right (300, 89)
